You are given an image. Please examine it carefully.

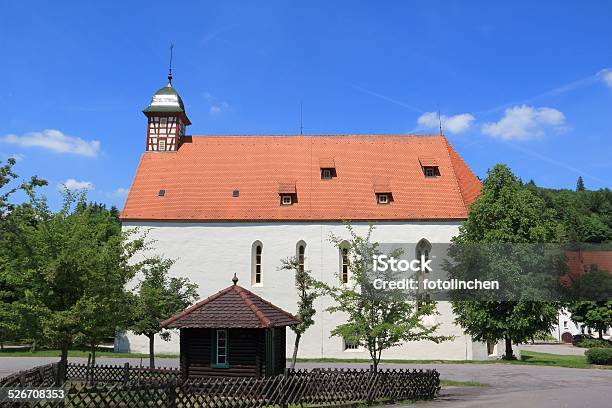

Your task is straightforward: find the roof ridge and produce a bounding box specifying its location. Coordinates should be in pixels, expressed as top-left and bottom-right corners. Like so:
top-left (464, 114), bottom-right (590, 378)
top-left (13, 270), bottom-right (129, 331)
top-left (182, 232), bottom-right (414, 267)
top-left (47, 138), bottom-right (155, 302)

top-left (234, 286), bottom-right (272, 327)
top-left (440, 136), bottom-right (468, 215)
top-left (441, 135), bottom-right (481, 209)
top-left (185, 134), bottom-right (445, 139)
top-left (234, 285), bottom-right (301, 325)
top-left (160, 285), bottom-right (234, 328)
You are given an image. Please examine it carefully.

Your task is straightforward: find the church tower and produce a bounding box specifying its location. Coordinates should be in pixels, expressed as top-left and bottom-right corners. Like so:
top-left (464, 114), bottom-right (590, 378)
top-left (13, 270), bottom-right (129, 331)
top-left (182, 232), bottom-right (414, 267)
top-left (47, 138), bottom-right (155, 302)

top-left (143, 66), bottom-right (191, 152)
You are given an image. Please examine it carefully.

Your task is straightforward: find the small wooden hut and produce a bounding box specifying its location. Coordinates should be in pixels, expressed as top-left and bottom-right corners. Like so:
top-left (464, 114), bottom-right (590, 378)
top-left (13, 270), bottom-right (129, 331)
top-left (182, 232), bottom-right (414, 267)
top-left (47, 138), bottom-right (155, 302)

top-left (161, 274), bottom-right (300, 379)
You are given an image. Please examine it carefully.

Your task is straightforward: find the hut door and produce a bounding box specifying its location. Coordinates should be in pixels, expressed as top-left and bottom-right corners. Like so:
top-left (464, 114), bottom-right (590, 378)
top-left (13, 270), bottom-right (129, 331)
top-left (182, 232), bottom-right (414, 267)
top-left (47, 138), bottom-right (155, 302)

top-left (265, 328), bottom-right (276, 377)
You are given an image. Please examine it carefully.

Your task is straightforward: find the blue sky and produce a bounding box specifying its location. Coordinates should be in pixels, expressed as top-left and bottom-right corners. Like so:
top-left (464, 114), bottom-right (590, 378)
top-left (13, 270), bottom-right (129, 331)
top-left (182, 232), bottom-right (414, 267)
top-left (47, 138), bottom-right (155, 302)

top-left (1, 1), bottom-right (611, 209)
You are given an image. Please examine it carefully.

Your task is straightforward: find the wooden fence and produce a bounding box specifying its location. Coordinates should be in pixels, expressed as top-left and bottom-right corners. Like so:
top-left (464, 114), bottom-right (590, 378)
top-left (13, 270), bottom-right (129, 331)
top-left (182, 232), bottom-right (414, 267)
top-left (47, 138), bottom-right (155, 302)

top-left (1, 363), bottom-right (440, 407)
top-left (0, 362), bottom-right (58, 388)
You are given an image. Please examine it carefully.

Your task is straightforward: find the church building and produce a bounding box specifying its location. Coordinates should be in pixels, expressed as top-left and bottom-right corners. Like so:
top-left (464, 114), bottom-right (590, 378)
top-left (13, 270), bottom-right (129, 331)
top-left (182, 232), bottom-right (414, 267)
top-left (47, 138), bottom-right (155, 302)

top-left (119, 72), bottom-right (502, 360)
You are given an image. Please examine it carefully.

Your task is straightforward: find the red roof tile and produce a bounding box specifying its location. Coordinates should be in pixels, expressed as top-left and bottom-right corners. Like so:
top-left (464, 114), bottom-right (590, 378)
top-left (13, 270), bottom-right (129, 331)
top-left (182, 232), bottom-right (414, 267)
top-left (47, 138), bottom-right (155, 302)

top-left (319, 157), bottom-right (336, 168)
top-left (121, 135), bottom-right (481, 221)
top-left (561, 250), bottom-right (612, 287)
top-left (419, 157), bottom-right (438, 167)
top-left (278, 182), bottom-right (297, 194)
top-left (161, 278), bottom-right (301, 329)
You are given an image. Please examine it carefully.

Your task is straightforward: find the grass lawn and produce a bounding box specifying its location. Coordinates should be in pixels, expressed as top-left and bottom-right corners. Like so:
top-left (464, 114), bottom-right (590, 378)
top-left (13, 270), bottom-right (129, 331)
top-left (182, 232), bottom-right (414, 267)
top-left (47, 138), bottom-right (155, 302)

top-left (297, 350), bottom-right (610, 370)
top-left (1, 349), bottom-right (608, 370)
top-left (440, 379), bottom-right (490, 387)
top-left (0, 348), bottom-right (178, 359)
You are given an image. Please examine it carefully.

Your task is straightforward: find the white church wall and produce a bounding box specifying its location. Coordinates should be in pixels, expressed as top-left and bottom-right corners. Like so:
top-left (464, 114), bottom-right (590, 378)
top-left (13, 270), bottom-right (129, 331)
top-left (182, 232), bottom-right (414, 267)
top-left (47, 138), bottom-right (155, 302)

top-left (121, 220), bottom-right (488, 360)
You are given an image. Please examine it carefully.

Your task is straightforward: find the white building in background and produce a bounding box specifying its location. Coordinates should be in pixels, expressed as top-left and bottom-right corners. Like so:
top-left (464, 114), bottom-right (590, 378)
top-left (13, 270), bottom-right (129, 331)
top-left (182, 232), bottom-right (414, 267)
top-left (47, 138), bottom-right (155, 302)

top-left (117, 73), bottom-right (507, 360)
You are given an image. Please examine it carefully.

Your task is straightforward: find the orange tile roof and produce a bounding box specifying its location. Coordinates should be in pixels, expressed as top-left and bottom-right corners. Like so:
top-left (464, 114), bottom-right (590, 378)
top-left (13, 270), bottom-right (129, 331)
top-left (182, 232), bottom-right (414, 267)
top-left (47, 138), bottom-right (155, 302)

top-left (121, 134), bottom-right (481, 221)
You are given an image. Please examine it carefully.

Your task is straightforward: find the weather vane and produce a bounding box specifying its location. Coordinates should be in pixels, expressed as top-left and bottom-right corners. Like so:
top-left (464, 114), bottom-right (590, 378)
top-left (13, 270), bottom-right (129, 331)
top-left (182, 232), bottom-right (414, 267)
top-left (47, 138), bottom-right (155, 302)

top-left (168, 43), bottom-right (174, 85)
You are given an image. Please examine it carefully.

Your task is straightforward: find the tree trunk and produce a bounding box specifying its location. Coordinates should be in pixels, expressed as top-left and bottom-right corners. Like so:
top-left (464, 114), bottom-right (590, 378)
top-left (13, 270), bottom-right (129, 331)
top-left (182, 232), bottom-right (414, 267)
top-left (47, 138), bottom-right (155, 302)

top-left (59, 341), bottom-right (69, 383)
top-left (290, 333), bottom-right (301, 370)
top-left (148, 334), bottom-right (155, 368)
top-left (504, 336), bottom-right (515, 360)
top-left (598, 328), bottom-right (603, 339)
top-left (90, 342), bottom-right (96, 367)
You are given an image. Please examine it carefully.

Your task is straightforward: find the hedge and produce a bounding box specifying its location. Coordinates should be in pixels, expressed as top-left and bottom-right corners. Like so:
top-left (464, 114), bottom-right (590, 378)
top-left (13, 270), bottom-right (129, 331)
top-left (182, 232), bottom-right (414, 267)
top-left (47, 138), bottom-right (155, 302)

top-left (585, 348), bottom-right (612, 365)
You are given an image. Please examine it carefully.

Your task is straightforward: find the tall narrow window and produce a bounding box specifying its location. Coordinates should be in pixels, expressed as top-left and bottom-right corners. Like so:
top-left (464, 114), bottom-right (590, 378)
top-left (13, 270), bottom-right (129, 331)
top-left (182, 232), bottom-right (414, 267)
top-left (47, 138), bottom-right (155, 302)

top-left (296, 241), bottom-right (306, 273)
top-left (214, 329), bottom-right (229, 368)
top-left (158, 139), bottom-right (167, 151)
top-left (416, 239), bottom-right (432, 271)
top-left (416, 239), bottom-right (432, 307)
top-left (340, 243), bottom-right (350, 284)
top-left (252, 241), bottom-right (263, 285)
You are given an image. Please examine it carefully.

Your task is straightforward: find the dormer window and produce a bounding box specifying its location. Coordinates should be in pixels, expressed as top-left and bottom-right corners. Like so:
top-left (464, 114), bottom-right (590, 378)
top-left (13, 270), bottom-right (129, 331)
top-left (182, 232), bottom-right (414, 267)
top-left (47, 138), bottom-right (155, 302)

top-left (373, 180), bottom-right (392, 205)
top-left (377, 193), bottom-right (390, 204)
top-left (281, 195), bottom-right (293, 205)
top-left (419, 157), bottom-right (440, 177)
top-left (278, 182), bottom-right (296, 206)
top-left (319, 158), bottom-right (336, 180)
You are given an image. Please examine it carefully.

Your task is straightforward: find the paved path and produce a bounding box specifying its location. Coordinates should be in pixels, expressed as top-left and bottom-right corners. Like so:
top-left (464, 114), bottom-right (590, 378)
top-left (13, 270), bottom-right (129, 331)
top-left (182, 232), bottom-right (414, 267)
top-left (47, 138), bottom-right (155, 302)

top-left (519, 343), bottom-right (586, 356)
top-left (1, 358), bottom-right (610, 407)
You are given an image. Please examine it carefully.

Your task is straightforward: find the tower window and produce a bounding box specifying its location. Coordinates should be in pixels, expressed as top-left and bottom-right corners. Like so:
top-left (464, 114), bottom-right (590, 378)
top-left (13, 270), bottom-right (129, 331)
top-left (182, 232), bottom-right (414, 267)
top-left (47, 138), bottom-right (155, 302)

top-left (281, 195), bottom-right (293, 205)
top-left (158, 139), bottom-right (167, 151)
top-left (252, 242), bottom-right (263, 285)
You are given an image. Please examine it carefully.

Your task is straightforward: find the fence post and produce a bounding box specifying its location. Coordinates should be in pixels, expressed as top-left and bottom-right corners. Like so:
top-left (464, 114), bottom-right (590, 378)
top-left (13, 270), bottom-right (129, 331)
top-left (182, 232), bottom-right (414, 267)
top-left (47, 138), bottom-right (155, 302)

top-left (52, 363), bottom-right (59, 386)
top-left (123, 363), bottom-right (130, 384)
top-left (166, 383), bottom-right (177, 408)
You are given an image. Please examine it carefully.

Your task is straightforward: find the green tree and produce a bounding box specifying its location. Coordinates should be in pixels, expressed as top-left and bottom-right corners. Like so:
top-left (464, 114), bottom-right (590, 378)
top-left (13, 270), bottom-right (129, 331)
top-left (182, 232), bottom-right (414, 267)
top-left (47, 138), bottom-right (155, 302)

top-left (568, 265), bottom-right (612, 339)
top-left (576, 176), bottom-right (585, 192)
top-left (569, 301), bottom-right (612, 339)
top-left (130, 257), bottom-right (198, 368)
top-left (280, 256), bottom-right (319, 369)
top-left (2, 189), bottom-right (145, 378)
top-left (448, 164), bottom-right (562, 359)
top-left (0, 158), bottom-right (46, 349)
top-left (320, 225), bottom-right (450, 372)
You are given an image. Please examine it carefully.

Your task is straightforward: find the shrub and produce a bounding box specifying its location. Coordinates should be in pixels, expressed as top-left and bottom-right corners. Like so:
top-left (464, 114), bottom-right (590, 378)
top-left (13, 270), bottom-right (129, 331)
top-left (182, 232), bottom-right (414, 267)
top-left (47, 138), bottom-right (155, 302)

top-left (585, 348), bottom-right (612, 365)
top-left (576, 338), bottom-right (611, 349)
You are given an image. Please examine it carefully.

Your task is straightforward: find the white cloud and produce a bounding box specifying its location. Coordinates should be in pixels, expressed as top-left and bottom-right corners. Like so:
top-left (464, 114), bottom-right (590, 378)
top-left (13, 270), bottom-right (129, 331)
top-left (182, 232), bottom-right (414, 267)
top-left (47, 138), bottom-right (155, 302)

top-left (209, 102), bottom-right (229, 115)
top-left (0, 129), bottom-right (100, 157)
top-left (600, 68), bottom-right (612, 88)
top-left (481, 105), bottom-right (565, 140)
top-left (8, 153), bottom-right (25, 162)
top-left (61, 179), bottom-right (94, 191)
top-left (111, 187), bottom-right (129, 197)
top-left (417, 112), bottom-right (475, 134)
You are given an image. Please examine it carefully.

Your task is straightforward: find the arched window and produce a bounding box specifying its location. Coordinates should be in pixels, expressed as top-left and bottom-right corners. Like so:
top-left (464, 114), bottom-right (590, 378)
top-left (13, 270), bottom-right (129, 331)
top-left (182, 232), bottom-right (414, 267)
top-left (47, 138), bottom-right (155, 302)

top-left (415, 239), bottom-right (432, 269)
top-left (296, 241), bottom-right (306, 273)
top-left (252, 241), bottom-right (263, 285)
top-left (415, 238), bottom-right (432, 307)
top-left (339, 241), bottom-right (350, 284)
